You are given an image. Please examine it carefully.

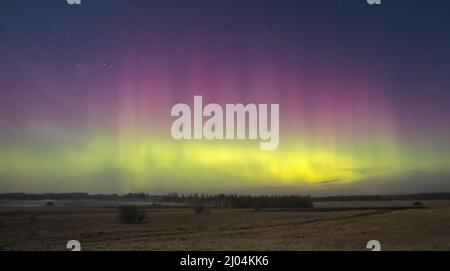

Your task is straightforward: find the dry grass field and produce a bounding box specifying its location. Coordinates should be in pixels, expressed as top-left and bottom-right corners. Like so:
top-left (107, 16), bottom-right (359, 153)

top-left (1, 200), bottom-right (450, 251)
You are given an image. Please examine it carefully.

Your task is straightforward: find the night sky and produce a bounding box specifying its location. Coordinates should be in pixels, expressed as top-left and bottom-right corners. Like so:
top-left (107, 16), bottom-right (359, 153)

top-left (0, 0), bottom-right (450, 195)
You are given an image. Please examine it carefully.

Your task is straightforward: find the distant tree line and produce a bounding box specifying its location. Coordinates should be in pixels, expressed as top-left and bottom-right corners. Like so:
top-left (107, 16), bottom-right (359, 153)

top-left (0, 193), bottom-right (110, 200)
top-left (0, 193), bottom-right (150, 201)
top-left (2, 192), bottom-right (450, 205)
top-left (313, 193), bottom-right (450, 202)
top-left (0, 192), bottom-right (314, 208)
top-left (162, 193), bottom-right (314, 209)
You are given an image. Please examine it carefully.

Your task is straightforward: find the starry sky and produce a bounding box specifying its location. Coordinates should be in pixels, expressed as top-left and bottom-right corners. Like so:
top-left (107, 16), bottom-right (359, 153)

top-left (0, 0), bottom-right (450, 195)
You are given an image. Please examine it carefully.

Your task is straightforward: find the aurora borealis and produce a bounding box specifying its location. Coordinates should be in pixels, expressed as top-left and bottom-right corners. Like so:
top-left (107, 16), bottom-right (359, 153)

top-left (0, 0), bottom-right (450, 195)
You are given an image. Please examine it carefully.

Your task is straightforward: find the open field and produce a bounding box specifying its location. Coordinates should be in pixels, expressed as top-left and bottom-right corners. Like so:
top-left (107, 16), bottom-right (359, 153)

top-left (1, 200), bottom-right (450, 251)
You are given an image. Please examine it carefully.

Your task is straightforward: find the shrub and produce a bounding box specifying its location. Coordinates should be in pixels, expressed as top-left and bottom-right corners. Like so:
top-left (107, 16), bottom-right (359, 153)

top-left (117, 205), bottom-right (146, 224)
top-left (45, 201), bottom-right (54, 207)
top-left (412, 201), bottom-right (424, 206)
top-left (193, 203), bottom-right (206, 214)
